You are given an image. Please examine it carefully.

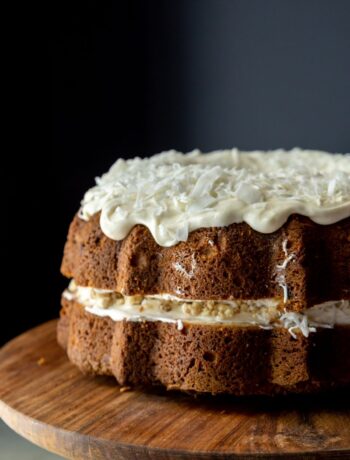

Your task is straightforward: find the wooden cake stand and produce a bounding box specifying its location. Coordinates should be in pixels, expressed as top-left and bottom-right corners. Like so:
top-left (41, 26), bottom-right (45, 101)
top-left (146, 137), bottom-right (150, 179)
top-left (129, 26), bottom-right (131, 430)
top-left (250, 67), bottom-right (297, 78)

top-left (0, 320), bottom-right (349, 459)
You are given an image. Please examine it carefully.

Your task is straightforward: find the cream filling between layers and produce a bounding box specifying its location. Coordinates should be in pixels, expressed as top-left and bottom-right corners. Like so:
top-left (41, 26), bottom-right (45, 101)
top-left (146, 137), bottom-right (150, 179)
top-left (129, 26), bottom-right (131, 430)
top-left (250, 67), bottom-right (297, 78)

top-left (63, 281), bottom-right (350, 339)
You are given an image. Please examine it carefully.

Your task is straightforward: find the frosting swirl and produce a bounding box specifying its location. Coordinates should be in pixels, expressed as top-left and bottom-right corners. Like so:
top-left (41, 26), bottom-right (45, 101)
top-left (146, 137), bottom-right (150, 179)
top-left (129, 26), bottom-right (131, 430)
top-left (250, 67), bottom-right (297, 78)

top-left (79, 148), bottom-right (350, 246)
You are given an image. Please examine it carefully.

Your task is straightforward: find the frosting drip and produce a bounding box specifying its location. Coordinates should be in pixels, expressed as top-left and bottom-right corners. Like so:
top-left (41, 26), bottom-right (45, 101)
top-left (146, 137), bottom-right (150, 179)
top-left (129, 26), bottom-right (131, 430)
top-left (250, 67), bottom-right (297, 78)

top-left (79, 148), bottom-right (350, 246)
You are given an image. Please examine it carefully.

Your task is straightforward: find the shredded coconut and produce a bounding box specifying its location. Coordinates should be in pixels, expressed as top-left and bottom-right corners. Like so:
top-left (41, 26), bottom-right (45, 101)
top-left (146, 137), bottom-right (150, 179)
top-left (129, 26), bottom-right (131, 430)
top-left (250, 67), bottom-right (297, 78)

top-left (275, 239), bottom-right (296, 303)
top-left (79, 148), bottom-right (350, 246)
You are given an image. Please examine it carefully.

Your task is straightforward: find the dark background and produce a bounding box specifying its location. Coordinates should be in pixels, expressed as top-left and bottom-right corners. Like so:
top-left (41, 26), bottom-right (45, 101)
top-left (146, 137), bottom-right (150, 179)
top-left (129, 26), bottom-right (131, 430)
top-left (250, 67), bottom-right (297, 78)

top-left (2, 0), bottom-right (350, 344)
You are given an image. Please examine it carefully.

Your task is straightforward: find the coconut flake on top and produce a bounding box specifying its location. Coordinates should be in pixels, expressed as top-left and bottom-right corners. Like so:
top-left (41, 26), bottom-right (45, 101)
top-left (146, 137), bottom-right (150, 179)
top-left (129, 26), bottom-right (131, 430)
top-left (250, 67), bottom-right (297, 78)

top-left (79, 148), bottom-right (350, 246)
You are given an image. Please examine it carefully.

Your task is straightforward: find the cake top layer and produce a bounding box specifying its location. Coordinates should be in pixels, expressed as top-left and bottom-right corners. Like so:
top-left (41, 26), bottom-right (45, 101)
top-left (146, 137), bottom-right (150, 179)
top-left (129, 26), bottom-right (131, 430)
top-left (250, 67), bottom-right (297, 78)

top-left (79, 148), bottom-right (350, 246)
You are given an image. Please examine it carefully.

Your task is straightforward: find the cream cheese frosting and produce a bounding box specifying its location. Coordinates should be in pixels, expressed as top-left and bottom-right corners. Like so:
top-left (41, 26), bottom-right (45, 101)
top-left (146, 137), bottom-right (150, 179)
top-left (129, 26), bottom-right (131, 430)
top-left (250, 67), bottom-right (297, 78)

top-left (79, 148), bottom-right (350, 246)
top-left (63, 282), bottom-right (350, 338)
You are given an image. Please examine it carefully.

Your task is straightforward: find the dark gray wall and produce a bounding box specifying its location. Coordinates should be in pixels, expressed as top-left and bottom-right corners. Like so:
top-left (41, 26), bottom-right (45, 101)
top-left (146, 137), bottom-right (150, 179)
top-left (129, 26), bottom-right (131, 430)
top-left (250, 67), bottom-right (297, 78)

top-left (145, 0), bottom-right (350, 153)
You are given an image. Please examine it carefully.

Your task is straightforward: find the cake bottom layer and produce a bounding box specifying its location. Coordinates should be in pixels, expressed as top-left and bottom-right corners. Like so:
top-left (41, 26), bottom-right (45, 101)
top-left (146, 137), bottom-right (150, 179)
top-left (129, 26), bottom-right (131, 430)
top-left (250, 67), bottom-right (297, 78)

top-left (58, 298), bottom-right (350, 396)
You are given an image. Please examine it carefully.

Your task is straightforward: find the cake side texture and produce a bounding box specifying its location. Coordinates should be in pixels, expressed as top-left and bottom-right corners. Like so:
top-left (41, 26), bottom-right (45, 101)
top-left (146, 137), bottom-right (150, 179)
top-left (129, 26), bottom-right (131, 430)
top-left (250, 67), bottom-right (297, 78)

top-left (58, 298), bottom-right (350, 395)
top-left (61, 213), bottom-right (350, 311)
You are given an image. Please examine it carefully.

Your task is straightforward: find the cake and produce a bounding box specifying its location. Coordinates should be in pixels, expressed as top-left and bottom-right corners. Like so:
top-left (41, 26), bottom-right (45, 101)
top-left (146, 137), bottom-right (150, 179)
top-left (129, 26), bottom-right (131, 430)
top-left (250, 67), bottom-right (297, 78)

top-left (58, 148), bottom-right (350, 395)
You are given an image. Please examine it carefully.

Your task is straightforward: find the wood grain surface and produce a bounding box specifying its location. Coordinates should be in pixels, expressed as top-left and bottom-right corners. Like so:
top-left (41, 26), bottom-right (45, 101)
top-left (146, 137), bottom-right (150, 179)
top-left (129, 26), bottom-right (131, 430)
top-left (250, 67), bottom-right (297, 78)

top-left (0, 320), bottom-right (349, 460)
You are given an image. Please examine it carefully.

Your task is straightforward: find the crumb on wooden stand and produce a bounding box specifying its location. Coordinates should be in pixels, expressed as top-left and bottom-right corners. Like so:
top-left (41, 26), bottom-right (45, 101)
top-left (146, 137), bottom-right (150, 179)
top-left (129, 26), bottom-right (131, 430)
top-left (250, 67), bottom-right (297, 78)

top-left (37, 357), bottom-right (46, 366)
top-left (119, 386), bottom-right (131, 393)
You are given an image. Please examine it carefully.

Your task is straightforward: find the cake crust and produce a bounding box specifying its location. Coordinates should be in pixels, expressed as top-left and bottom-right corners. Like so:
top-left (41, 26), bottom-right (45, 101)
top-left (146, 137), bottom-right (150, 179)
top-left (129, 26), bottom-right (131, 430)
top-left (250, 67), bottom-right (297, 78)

top-left (58, 298), bottom-right (350, 396)
top-left (61, 213), bottom-right (350, 311)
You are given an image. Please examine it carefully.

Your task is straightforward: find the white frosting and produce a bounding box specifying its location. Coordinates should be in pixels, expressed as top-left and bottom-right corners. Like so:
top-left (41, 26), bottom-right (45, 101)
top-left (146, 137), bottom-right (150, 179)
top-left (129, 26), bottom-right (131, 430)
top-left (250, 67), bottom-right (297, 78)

top-left (79, 148), bottom-right (350, 246)
top-left (63, 282), bottom-right (350, 338)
